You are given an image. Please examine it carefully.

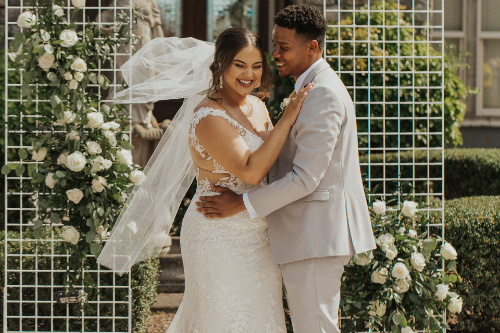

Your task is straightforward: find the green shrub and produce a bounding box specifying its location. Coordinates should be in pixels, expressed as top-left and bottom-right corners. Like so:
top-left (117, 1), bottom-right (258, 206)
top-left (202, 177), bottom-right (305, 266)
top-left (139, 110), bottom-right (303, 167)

top-left (438, 196), bottom-right (500, 332)
top-left (359, 148), bottom-right (500, 199)
top-left (0, 229), bottom-right (158, 332)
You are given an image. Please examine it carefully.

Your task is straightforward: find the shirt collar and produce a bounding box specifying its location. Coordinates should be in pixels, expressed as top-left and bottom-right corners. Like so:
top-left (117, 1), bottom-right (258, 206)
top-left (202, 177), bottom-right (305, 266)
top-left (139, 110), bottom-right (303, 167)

top-left (294, 58), bottom-right (324, 94)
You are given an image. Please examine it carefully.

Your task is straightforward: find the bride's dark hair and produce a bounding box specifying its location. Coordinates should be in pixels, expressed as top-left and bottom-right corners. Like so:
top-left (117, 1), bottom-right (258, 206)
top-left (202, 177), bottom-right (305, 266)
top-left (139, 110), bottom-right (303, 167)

top-left (207, 27), bottom-right (272, 100)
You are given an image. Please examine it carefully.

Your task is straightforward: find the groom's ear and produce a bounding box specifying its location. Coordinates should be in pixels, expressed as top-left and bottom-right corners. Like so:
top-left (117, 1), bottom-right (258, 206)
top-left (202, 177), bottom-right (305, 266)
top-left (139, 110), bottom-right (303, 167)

top-left (306, 40), bottom-right (320, 55)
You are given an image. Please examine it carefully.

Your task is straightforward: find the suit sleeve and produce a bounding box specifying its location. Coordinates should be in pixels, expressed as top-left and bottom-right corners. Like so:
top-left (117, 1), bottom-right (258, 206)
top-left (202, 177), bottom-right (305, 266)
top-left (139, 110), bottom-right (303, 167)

top-left (246, 85), bottom-right (345, 218)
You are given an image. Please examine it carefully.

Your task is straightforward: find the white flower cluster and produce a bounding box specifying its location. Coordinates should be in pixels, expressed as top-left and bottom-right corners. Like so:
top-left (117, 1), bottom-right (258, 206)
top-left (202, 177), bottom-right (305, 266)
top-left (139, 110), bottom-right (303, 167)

top-left (376, 232), bottom-right (398, 260)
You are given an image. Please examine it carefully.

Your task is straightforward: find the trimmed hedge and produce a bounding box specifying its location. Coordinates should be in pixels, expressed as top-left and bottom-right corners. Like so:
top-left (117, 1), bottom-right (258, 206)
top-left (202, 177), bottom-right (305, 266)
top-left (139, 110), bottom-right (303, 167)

top-left (359, 148), bottom-right (500, 199)
top-left (439, 196), bottom-right (500, 332)
top-left (0, 230), bottom-right (159, 332)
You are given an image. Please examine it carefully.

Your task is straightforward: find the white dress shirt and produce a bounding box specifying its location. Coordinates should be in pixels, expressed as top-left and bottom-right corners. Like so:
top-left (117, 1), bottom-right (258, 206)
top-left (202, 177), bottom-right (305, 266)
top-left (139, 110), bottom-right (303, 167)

top-left (242, 58), bottom-right (324, 219)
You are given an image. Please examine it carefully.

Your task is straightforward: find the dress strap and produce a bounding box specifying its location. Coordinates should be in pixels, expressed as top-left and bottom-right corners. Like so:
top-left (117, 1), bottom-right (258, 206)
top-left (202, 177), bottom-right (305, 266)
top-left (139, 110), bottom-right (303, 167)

top-left (190, 107), bottom-right (247, 137)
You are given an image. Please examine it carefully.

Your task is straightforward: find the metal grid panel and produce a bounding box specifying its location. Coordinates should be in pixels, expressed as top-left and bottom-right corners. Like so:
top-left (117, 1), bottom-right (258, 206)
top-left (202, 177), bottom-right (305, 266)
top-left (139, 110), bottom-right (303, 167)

top-left (4, 1), bottom-right (133, 332)
top-left (324, 0), bottom-right (445, 328)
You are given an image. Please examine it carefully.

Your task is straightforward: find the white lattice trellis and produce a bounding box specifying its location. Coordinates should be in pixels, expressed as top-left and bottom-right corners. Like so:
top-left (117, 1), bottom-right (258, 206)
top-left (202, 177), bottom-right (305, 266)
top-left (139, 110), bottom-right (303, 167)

top-left (323, 0), bottom-right (445, 330)
top-left (3, 1), bottom-right (134, 332)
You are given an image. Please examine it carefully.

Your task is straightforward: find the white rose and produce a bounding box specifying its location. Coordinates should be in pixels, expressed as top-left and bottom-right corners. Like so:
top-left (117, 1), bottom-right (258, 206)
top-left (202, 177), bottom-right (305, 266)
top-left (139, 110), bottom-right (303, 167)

top-left (101, 122), bottom-right (111, 131)
top-left (441, 242), bottom-right (457, 260)
top-left (402, 201), bottom-right (418, 218)
top-left (38, 53), bottom-right (55, 71)
top-left (368, 300), bottom-right (386, 318)
top-left (127, 221), bottom-right (138, 234)
top-left (117, 149), bottom-right (133, 165)
top-left (61, 226), bottom-right (80, 245)
top-left (8, 52), bottom-right (18, 62)
top-left (17, 11), bottom-right (36, 28)
top-left (68, 130), bottom-right (80, 141)
top-left (109, 121), bottom-right (120, 130)
top-left (373, 200), bottom-right (386, 215)
top-left (59, 29), bottom-right (79, 47)
top-left (64, 111), bottom-right (76, 124)
top-left (72, 0), bottom-right (86, 8)
top-left (71, 57), bottom-right (87, 72)
top-left (32, 147), bottom-right (48, 161)
top-left (397, 227), bottom-right (406, 235)
top-left (45, 173), bottom-right (58, 189)
top-left (408, 229), bottom-right (418, 238)
top-left (66, 189), bottom-right (83, 204)
top-left (87, 112), bottom-right (104, 129)
top-left (92, 176), bottom-right (107, 193)
top-left (402, 326), bottom-right (414, 333)
top-left (66, 151), bottom-right (86, 172)
top-left (53, 118), bottom-right (65, 126)
top-left (392, 262), bottom-right (410, 279)
top-left (436, 283), bottom-right (449, 301)
top-left (130, 170), bottom-right (145, 185)
top-left (92, 156), bottom-right (104, 171)
top-left (385, 245), bottom-right (398, 260)
top-left (377, 233), bottom-right (395, 247)
top-left (410, 252), bottom-right (426, 272)
top-left (447, 296), bottom-right (463, 314)
top-left (57, 152), bottom-right (69, 165)
top-left (371, 267), bottom-right (388, 284)
top-left (53, 5), bottom-right (64, 17)
top-left (86, 141), bottom-right (102, 155)
top-left (104, 130), bottom-right (117, 146)
top-left (96, 225), bottom-right (105, 234)
top-left (393, 278), bottom-right (410, 293)
top-left (69, 79), bottom-right (78, 90)
top-left (280, 97), bottom-right (290, 111)
top-left (355, 251), bottom-right (372, 266)
top-left (64, 73), bottom-right (73, 80)
top-left (74, 72), bottom-right (84, 81)
top-left (102, 159), bottom-right (112, 170)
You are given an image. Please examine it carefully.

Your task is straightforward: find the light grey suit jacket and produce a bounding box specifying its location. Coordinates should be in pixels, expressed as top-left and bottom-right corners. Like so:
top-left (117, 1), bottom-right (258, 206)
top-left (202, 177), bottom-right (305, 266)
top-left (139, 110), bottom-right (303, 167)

top-left (247, 60), bottom-right (376, 264)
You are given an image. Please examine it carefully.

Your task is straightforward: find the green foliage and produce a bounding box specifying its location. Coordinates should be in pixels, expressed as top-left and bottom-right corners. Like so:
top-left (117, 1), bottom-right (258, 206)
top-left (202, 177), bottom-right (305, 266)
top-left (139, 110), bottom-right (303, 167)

top-left (341, 183), bottom-right (460, 332)
top-left (433, 196), bottom-right (500, 332)
top-left (359, 149), bottom-right (500, 199)
top-left (0, 229), bottom-right (159, 332)
top-left (2, 0), bottom-right (140, 302)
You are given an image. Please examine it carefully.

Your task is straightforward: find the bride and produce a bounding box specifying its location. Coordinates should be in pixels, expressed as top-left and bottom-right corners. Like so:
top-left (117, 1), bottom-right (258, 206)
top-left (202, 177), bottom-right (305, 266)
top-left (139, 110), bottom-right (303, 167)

top-left (97, 27), bottom-right (312, 332)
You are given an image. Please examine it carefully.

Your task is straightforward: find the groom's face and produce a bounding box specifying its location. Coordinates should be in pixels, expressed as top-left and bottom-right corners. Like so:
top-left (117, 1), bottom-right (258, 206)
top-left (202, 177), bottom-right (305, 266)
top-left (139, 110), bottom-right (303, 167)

top-left (272, 25), bottom-right (311, 80)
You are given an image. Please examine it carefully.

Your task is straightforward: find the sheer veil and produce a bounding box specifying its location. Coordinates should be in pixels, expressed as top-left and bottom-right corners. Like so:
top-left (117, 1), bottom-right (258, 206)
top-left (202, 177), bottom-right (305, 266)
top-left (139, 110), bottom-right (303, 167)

top-left (97, 37), bottom-right (215, 275)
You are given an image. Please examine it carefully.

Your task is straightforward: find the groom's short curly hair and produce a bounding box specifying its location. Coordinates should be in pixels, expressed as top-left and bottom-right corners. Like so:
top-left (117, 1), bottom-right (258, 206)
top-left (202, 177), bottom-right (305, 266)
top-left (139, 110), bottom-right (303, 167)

top-left (274, 4), bottom-right (327, 51)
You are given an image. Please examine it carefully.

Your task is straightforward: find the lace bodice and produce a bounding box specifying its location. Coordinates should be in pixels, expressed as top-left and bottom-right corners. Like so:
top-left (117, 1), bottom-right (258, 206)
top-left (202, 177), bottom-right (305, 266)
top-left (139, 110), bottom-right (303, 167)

top-left (189, 107), bottom-right (270, 195)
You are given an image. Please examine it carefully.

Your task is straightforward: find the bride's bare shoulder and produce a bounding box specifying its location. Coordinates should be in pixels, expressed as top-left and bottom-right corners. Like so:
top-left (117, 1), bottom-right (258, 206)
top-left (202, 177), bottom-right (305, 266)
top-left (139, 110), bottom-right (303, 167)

top-left (194, 97), bottom-right (224, 113)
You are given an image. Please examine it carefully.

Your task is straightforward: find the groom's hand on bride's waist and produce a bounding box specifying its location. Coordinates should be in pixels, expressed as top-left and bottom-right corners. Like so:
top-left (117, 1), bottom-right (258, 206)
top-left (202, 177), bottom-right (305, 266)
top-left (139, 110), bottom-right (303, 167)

top-left (195, 185), bottom-right (246, 219)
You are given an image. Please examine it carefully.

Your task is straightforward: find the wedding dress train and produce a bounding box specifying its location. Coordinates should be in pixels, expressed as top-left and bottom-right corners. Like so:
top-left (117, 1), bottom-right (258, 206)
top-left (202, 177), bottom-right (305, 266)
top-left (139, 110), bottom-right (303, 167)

top-left (165, 107), bottom-right (286, 333)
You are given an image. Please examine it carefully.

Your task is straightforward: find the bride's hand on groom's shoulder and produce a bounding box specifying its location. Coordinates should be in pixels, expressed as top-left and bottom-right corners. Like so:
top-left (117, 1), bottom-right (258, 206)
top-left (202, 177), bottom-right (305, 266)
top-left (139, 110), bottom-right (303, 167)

top-left (280, 82), bottom-right (315, 127)
top-left (195, 185), bottom-right (246, 218)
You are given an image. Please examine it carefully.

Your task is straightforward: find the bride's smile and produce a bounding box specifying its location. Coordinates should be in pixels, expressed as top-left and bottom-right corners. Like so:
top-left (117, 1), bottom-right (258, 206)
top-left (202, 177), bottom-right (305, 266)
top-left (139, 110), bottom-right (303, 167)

top-left (222, 46), bottom-right (263, 98)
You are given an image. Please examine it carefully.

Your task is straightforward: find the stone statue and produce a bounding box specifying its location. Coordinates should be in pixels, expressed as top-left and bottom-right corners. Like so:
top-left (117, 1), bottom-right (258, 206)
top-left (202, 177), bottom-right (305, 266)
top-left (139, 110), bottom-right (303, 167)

top-left (100, 0), bottom-right (169, 166)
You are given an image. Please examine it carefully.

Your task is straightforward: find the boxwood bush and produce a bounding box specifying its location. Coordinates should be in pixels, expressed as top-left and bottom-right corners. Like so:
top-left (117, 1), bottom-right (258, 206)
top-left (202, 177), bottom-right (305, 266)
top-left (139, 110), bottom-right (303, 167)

top-left (0, 229), bottom-right (158, 333)
top-left (359, 148), bottom-right (500, 199)
top-left (437, 196), bottom-right (500, 332)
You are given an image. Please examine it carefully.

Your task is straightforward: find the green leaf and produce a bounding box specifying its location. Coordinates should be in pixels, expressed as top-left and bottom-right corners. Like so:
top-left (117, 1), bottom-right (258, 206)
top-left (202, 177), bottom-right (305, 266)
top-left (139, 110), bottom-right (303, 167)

top-left (50, 213), bottom-right (61, 224)
top-left (392, 312), bottom-right (403, 325)
top-left (9, 163), bottom-right (18, 170)
top-left (56, 171), bottom-right (66, 178)
top-left (21, 82), bottom-right (30, 97)
top-left (121, 141), bottom-right (134, 150)
top-left (44, 44), bottom-right (54, 54)
top-left (60, 179), bottom-right (67, 187)
top-left (50, 95), bottom-right (62, 108)
top-left (447, 260), bottom-right (456, 271)
top-left (423, 238), bottom-right (435, 251)
top-left (97, 207), bottom-right (104, 216)
top-left (89, 73), bottom-right (97, 84)
top-left (18, 149), bottom-right (28, 160)
top-left (77, 99), bottom-right (83, 110)
top-left (36, 44), bottom-right (45, 55)
top-left (90, 243), bottom-right (101, 255)
top-left (395, 234), bottom-right (407, 241)
top-left (47, 72), bottom-right (58, 81)
top-left (86, 231), bottom-right (96, 243)
top-left (449, 274), bottom-right (458, 283)
top-left (97, 75), bottom-right (104, 86)
top-left (34, 228), bottom-right (43, 239)
top-left (40, 30), bottom-right (50, 41)
top-left (1, 165), bottom-right (12, 175)
top-left (33, 220), bottom-right (43, 230)
top-left (14, 32), bottom-right (25, 42)
top-left (15, 164), bottom-right (25, 177)
top-left (27, 164), bottom-right (37, 176)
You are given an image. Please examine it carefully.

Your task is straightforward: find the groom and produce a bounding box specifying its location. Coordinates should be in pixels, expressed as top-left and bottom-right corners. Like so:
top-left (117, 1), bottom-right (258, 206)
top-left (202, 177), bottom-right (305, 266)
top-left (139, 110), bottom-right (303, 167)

top-left (196, 4), bottom-right (376, 333)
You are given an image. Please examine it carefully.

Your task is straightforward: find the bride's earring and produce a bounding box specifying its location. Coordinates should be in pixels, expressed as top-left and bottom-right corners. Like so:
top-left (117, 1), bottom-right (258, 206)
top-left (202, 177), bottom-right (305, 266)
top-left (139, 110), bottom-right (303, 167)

top-left (219, 74), bottom-right (223, 89)
top-left (256, 82), bottom-right (261, 88)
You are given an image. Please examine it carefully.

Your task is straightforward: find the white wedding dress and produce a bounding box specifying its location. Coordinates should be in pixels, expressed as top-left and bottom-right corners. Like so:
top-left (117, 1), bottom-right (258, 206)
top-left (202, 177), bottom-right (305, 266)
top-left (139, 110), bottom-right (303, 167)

top-left (165, 107), bottom-right (286, 333)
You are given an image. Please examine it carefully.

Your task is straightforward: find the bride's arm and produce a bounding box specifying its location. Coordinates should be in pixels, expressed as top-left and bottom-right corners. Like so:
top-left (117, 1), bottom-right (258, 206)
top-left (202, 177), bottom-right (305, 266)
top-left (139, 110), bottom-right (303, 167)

top-left (195, 84), bottom-right (313, 186)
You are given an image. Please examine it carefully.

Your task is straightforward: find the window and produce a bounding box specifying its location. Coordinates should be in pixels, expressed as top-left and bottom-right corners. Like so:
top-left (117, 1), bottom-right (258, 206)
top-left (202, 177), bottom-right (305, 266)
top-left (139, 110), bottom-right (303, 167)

top-left (477, 0), bottom-right (500, 115)
top-left (157, 0), bottom-right (183, 37)
top-left (207, 0), bottom-right (258, 42)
